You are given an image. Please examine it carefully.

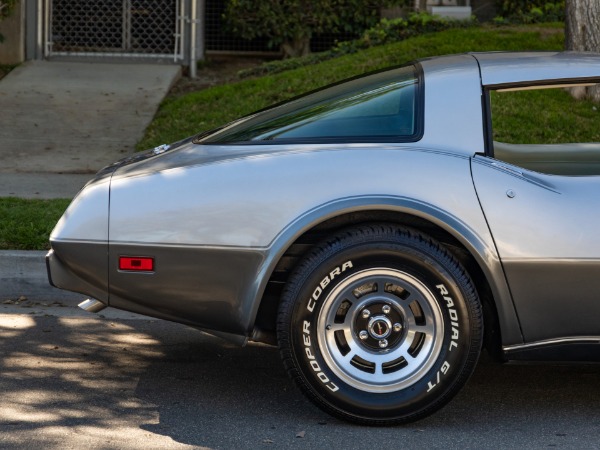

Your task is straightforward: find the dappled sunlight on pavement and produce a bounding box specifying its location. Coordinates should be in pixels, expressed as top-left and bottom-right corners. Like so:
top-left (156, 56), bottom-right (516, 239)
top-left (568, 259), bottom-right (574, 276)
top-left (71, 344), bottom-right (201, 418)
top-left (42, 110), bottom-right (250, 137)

top-left (0, 309), bottom-right (598, 449)
top-left (0, 315), bottom-right (199, 449)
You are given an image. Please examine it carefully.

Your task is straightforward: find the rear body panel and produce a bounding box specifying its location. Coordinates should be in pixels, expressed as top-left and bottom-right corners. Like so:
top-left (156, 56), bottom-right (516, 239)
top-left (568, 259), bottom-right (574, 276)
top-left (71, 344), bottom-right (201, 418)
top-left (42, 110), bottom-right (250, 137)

top-left (106, 146), bottom-right (517, 340)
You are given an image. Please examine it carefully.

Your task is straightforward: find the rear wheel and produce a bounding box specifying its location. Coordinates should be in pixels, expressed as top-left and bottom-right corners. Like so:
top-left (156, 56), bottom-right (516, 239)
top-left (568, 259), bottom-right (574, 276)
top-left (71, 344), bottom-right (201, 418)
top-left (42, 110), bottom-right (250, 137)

top-left (277, 224), bottom-right (483, 425)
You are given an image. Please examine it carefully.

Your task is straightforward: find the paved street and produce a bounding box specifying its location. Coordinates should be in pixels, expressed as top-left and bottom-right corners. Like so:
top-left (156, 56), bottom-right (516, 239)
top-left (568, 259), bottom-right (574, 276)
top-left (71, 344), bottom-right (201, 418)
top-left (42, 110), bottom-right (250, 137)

top-left (0, 299), bottom-right (598, 449)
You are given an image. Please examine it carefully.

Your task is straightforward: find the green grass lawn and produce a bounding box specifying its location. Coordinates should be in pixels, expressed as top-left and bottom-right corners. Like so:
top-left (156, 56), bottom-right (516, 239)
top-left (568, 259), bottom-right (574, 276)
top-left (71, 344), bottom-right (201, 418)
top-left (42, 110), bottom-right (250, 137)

top-left (0, 63), bottom-right (16, 82)
top-left (1, 23), bottom-right (570, 250)
top-left (492, 88), bottom-right (600, 144)
top-left (0, 198), bottom-right (70, 250)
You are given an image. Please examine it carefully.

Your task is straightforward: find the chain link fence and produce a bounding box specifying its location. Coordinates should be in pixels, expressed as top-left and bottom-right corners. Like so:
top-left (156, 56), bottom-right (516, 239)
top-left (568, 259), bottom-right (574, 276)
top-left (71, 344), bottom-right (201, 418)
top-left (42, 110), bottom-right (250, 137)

top-left (48, 0), bottom-right (182, 58)
top-left (46, 0), bottom-right (364, 61)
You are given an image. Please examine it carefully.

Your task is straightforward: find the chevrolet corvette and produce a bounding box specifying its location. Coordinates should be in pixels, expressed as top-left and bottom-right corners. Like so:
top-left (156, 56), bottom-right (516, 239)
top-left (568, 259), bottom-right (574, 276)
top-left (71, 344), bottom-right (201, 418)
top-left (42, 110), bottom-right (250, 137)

top-left (47, 51), bottom-right (600, 425)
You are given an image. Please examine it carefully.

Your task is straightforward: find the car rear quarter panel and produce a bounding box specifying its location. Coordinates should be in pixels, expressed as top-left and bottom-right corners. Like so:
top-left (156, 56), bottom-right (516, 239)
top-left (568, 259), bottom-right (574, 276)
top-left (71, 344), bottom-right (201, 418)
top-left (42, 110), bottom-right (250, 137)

top-left (48, 176), bottom-right (110, 301)
top-left (108, 147), bottom-right (520, 343)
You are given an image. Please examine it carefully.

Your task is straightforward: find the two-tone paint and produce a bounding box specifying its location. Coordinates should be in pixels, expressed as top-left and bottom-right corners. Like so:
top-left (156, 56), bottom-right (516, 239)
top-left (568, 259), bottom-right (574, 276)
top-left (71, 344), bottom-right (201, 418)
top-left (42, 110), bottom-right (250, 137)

top-left (47, 52), bottom-right (600, 359)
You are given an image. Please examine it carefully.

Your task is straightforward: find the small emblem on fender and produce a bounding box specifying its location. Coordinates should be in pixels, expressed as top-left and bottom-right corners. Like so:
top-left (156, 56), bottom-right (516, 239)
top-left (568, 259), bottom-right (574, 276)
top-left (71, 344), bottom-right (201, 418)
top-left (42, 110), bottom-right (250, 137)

top-left (152, 144), bottom-right (171, 155)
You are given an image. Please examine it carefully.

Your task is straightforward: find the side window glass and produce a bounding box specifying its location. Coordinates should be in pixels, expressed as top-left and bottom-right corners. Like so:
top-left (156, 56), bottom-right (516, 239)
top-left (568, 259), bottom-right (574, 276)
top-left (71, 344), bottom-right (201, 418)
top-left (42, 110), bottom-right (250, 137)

top-left (202, 65), bottom-right (421, 144)
top-left (489, 83), bottom-right (600, 176)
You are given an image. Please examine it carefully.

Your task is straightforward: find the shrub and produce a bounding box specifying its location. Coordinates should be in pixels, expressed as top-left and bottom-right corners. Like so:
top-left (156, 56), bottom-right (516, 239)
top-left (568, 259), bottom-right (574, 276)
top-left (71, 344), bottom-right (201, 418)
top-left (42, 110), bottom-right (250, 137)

top-left (0, 0), bottom-right (19, 43)
top-left (223, 0), bottom-right (409, 58)
top-left (0, 0), bottom-right (17, 20)
top-left (496, 1), bottom-right (564, 24)
top-left (356, 12), bottom-right (476, 47)
top-left (239, 12), bottom-right (477, 78)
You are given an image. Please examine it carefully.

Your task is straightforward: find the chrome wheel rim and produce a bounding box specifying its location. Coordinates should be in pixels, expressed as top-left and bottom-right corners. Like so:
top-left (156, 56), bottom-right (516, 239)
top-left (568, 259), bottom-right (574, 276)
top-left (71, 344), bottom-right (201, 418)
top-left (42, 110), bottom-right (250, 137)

top-left (316, 268), bottom-right (444, 393)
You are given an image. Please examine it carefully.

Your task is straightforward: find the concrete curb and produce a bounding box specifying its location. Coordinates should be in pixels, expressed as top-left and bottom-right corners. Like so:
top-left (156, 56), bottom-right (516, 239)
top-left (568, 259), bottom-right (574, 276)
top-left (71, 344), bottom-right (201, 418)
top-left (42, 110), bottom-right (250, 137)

top-left (0, 250), bottom-right (80, 301)
top-left (0, 250), bottom-right (160, 319)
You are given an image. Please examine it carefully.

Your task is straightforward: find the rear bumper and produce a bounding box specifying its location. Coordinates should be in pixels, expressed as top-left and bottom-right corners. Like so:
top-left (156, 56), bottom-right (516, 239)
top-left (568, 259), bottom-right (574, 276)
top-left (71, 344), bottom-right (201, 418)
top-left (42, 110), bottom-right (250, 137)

top-left (46, 250), bottom-right (56, 288)
top-left (46, 242), bottom-right (109, 302)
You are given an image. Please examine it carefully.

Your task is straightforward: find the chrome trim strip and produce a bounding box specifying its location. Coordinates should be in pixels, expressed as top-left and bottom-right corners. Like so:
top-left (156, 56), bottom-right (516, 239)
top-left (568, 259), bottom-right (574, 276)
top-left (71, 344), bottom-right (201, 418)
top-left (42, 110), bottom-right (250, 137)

top-left (502, 258), bottom-right (600, 263)
top-left (503, 337), bottom-right (600, 352)
top-left (51, 238), bottom-right (108, 244)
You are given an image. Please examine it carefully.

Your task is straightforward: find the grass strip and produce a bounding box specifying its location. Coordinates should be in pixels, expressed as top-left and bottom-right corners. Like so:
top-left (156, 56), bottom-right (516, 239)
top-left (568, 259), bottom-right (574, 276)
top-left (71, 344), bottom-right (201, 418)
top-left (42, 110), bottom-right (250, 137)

top-left (0, 198), bottom-right (70, 250)
top-left (492, 88), bottom-right (600, 144)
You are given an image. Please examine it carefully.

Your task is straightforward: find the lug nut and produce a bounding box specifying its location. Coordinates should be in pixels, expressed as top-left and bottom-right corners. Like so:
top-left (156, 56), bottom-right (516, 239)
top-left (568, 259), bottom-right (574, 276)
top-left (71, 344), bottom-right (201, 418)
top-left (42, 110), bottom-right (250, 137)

top-left (382, 305), bottom-right (391, 314)
top-left (378, 339), bottom-right (388, 348)
top-left (393, 323), bottom-right (402, 332)
top-left (359, 330), bottom-right (368, 340)
top-left (361, 309), bottom-right (371, 319)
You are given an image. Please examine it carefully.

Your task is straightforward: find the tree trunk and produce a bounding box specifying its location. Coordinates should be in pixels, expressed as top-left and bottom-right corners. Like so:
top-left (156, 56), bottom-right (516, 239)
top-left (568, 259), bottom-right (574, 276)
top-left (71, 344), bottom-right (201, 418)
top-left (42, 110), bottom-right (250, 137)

top-left (565, 0), bottom-right (600, 102)
top-left (414, 0), bottom-right (428, 12)
top-left (281, 36), bottom-right (311, 59)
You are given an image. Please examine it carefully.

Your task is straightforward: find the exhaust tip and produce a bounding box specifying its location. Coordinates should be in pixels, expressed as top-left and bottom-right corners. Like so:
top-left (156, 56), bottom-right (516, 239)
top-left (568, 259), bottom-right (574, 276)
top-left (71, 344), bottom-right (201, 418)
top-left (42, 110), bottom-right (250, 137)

top-left (78, 299), bottom-right (107, 313)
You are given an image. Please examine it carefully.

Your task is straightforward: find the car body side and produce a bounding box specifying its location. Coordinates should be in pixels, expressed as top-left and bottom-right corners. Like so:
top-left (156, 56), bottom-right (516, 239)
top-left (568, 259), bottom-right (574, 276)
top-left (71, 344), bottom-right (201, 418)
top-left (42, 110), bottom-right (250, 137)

top-left (48, 52), bottom-right (600, 357)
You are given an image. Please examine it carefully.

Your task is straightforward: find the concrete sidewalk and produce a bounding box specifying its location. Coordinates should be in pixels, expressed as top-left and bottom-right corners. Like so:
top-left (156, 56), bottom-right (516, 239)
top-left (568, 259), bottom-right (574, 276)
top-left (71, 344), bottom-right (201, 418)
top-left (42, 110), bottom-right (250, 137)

top-left (0, 60), bottom-right (180, 198)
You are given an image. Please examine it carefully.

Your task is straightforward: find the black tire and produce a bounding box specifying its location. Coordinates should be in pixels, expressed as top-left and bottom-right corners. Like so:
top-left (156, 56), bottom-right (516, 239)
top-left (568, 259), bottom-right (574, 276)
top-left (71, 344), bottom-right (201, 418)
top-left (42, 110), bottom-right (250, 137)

top-left (277, 224), bottom-right (483, 425)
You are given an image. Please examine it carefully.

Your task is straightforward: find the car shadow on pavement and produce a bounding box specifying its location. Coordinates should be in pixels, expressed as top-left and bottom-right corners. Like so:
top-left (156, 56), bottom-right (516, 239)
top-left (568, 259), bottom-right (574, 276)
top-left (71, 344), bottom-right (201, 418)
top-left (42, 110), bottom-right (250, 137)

top-left (1, 314), bottom-right (598, 449)
top-left (133, 330), bottom-right (600, 449)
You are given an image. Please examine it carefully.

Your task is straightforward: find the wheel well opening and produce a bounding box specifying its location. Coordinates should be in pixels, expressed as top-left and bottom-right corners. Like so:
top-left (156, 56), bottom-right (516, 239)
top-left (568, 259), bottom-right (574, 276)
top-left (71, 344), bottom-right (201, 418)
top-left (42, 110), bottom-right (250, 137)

top-left (253, 211), bottom-right (502, 358)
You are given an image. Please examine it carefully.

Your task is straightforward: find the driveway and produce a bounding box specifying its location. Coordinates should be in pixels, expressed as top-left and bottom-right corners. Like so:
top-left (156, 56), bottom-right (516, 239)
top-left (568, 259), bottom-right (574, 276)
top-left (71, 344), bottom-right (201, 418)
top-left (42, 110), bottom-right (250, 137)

top-left (0, 61), bottom-right (180, 198)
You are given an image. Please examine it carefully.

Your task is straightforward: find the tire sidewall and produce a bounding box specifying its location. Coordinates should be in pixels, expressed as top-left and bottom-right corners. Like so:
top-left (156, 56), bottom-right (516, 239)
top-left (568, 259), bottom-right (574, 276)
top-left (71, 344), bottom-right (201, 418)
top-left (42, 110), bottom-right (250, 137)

top-left (287, 240), bottom-right (476, 420)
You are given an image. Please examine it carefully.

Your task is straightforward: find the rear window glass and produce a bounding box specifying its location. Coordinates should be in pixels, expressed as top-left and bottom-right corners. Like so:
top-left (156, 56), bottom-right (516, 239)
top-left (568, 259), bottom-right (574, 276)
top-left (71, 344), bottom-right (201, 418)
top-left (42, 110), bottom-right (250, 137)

top-left (200, 64), bottom-right (422, 144)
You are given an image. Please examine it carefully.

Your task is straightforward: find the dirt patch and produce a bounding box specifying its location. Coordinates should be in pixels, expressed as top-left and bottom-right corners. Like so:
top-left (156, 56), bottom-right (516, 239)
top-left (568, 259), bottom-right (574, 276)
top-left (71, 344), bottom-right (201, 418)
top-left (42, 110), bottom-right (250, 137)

top-left (168, 56), bottom-right (269, 98)
top-left (0, 65), bottom-right (11, 81)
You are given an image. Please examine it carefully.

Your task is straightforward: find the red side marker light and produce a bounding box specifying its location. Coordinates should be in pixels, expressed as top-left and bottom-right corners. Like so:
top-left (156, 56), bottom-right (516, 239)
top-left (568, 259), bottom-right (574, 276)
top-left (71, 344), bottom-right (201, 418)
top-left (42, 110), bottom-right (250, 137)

top-left (119, 256), bottom-right (154, 272)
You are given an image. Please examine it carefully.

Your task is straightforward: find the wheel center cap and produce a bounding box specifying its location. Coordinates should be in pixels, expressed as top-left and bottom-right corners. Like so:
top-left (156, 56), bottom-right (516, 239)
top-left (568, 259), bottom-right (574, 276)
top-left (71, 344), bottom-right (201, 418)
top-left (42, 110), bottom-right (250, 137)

top-left (368, 316), bottom-right (392, 340)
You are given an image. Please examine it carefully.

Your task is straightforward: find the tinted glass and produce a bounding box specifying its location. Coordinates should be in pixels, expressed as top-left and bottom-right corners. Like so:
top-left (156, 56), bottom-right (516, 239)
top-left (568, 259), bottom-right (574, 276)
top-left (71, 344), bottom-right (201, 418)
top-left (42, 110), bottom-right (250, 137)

top-left (201, 65), bottom-right (420, 144)
top-left (490, 83), bottom-right (600, 176)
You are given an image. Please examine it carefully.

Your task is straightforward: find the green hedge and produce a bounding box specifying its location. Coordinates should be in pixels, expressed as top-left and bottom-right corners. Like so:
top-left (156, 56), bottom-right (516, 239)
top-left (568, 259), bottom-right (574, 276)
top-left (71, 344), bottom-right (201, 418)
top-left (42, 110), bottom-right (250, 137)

top-left (494, 1), bottom-right (564, 24)
top-left (239, 12), bottom-right (477, 78)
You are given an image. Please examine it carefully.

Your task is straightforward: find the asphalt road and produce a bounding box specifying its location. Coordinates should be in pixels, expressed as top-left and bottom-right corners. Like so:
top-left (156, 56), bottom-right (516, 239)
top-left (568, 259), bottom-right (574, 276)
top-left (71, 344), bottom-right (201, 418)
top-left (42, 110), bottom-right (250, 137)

top-left (0, 299), bottom-right (598, 449)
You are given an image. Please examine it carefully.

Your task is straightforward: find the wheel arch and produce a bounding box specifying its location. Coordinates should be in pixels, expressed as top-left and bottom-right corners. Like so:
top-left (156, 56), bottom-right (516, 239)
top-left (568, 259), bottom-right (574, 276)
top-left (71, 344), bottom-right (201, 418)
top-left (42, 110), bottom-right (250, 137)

top-left (248, 196), bottom-right (519, 357)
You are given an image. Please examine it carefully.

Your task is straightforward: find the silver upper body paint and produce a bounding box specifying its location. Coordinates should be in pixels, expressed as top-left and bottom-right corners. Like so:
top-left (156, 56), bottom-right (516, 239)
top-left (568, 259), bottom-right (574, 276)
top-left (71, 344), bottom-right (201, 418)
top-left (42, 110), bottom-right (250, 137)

top-left (106, 54), bottom-right (488, 249)
top-left (49, 52), bottom-right (600, 352)
top-left (474, 51), bottom-right (600, 86)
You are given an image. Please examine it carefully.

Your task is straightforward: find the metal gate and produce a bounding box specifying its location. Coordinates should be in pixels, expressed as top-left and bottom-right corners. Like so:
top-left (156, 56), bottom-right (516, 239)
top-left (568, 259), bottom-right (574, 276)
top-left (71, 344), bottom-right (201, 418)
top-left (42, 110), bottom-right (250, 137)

top-left (45, 0), bottom-right (185, 61)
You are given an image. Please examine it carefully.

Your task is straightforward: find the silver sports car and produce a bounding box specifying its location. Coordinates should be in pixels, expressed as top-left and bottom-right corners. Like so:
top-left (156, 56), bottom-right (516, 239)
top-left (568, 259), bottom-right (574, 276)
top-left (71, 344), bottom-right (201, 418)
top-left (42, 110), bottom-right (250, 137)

top-left (47, 52), bottom-right (600, 425)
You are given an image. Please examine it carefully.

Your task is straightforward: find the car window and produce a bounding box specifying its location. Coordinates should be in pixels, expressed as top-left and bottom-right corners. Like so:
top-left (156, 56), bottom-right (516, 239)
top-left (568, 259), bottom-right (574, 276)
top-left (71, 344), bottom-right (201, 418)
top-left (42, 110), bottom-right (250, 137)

top-left (200, 64), bottom-right (422, 144)
top-left (489, 82), bottom-right (600, 176)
